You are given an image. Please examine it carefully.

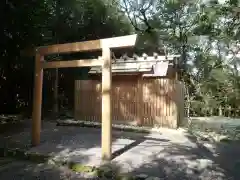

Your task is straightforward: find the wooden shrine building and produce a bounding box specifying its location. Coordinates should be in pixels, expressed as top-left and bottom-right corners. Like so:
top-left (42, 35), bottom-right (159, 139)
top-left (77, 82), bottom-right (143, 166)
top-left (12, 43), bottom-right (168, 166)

top-left (74, 53), bottom-right (185, 129)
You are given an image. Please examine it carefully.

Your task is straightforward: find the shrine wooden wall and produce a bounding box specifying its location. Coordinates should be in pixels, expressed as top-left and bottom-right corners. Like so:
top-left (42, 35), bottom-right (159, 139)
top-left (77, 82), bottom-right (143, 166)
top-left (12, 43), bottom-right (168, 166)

top-left (74, 75), bottom-right (184, 128)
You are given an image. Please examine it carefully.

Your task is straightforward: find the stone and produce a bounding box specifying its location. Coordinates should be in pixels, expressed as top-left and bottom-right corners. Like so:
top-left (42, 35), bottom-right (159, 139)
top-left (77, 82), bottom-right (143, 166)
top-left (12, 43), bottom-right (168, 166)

top-left (135, 173), bottom-right (148, 179)
top-left (145, 177), bottom-right (162, 180)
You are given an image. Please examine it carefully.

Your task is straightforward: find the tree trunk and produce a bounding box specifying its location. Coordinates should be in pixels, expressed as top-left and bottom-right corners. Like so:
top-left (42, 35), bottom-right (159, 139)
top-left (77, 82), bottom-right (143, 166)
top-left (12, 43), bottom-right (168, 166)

top-left (218, 105), bottom-right (222, 116)
top-left (53, 0), bottom-right (60, 119)
top-left (210, 108), bottom-right (213, 116)
top-left (53, 68), bottom-right (59, 118)
top-left (185, 84), bottom-right (190, 118)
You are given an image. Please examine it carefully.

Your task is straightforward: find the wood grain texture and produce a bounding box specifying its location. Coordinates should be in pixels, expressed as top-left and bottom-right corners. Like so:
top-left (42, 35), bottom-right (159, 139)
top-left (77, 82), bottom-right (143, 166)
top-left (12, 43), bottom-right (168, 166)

top-left (36, 34), bottom-right (137, 55)
top-left (42, 59), bottom-right (103, 69)
top-left (32, 53), bottom-right (43, 146)
top-left (101, 47), bottom-right (112, 160)
top-left (75, 77), bottom-right (185, 128)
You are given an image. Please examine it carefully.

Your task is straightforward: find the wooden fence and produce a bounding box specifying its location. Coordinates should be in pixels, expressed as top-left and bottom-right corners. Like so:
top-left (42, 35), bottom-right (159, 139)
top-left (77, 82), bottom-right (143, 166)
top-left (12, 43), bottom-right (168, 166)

top-left (74, 77), bottom-right (185, 128)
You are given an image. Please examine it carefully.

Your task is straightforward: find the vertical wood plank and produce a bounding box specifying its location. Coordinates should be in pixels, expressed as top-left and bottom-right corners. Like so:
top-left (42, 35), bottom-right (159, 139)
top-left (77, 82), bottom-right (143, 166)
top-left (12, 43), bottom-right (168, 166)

top-left (163, 79), bottom-right (166, 125)
top-left (137, 78), bottom-right (143, 125)
top-left (175, 58), bottom-right (178, 81)
top-left (101, 47), bottom-right (112, 160)
top-left (74, 80), bottom-right (77, 120)
top-left (172, 79), bottom-right (177, 128)
top-left (32, 52), bottom-right (44, 146)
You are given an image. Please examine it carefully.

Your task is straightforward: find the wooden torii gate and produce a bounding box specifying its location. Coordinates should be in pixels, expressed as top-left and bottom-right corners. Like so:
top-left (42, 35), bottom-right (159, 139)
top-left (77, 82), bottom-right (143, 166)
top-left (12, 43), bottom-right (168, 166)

top-left (31, 34), bottom-right (137, 160)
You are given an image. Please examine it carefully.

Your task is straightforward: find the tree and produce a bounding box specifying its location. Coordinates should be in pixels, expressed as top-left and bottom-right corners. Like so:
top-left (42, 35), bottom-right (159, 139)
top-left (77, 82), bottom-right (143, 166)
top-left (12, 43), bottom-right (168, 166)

top-left (0, 0), bottom-right (133, 115)
top-left (118, 0), bottom-right (240, 117)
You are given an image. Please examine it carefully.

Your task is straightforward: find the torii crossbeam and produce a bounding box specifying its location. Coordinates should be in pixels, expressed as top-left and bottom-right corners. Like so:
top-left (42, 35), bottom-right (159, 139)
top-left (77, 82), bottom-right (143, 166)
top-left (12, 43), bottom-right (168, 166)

top-left (31, 34), bottom-right (137, 160)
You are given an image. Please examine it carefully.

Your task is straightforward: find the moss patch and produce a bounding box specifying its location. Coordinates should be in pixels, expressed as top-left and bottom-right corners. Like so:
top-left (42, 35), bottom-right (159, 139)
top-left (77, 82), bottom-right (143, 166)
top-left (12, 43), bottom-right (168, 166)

top-left (67, 161), bottom-right (138, 179)
top-left (0, 147), bottom-right (140, 180)
top-left (69, 162), bottom-right (94, 173)
top-left (0, 147), bottom-right (50, 163)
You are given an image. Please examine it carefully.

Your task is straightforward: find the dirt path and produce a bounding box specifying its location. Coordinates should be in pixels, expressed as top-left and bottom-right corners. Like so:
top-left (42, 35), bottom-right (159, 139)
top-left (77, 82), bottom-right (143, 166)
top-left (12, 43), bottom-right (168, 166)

top-left (0, 121), bottom-right (239, 179)
top-left (0, 157), bottom-right (90, 180)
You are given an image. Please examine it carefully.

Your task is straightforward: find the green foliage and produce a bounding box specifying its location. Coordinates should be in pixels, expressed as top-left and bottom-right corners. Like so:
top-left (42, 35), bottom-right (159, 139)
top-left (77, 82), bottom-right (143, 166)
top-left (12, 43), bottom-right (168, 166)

top-left (0, 0), bottom-right (133, 114)
top-left (120, 0), bottom-right (240, 117)
top-left (2, 0), bottom-right (240, 117)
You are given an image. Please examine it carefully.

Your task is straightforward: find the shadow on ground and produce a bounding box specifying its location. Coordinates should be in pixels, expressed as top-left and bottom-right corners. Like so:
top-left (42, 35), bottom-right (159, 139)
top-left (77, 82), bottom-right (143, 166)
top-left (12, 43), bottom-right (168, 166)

top-left (97, 131), bottom-right (240, 179)
top-left (0, 120), bottom-right (239, 179)
top-left (185, 132), bottom-right (240, 179)
top-left (0, 157), bottom-right (94, 180)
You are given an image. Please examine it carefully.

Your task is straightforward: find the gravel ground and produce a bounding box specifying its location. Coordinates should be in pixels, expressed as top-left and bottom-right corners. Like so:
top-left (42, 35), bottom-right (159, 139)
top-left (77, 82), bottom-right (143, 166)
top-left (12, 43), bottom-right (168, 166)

top-left (0, 119), bottom-right (239, 180)
top-left (0, 157), bottom-right (93, 180)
